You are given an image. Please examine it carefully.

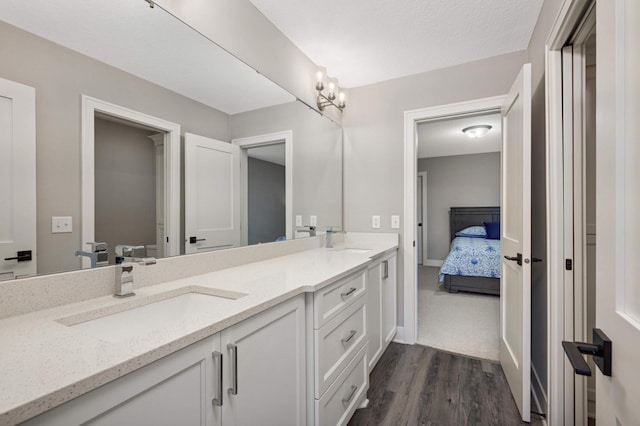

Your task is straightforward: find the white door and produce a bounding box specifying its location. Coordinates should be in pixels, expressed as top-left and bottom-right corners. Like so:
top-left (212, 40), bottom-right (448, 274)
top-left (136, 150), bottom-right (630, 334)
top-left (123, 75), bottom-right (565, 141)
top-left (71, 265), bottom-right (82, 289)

top-left (0, 77), bottom-right (36, 280)
top-left (499, 63), bottom-right (531, 422)
top-left (594, 1), bottom-right (640, 423)
top-left (184, 133), bottom-right (241, 254)
top-left (416, 173), bottom-right (424, 265)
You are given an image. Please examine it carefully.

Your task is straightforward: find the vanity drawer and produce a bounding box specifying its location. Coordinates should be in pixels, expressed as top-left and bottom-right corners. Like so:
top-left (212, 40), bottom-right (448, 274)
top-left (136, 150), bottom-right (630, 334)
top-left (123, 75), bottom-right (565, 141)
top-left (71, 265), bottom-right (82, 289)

top-left (314, 296), bottom-right (366, 398)
top-left (315, 344), bottom-right (368, 426)
top-left (314, 268), bottom-right (366, 328)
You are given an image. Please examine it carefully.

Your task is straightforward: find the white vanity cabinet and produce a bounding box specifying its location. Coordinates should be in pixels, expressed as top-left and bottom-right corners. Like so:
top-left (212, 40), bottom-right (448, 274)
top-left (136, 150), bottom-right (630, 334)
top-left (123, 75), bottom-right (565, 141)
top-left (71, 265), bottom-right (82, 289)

top-left (311, 267), bottom-right (369, 426)
top-left (366, 250), bottom-right (397, 372)
top-left (22, 295), bottom-right (305, 426)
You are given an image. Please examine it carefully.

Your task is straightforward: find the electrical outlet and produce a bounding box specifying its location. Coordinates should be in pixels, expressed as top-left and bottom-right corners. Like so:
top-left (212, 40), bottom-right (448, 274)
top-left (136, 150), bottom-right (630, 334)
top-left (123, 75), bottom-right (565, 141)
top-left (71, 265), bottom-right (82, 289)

top-left (372, 215), bottom-right (381, 229)
top-left (310, 215), bottom-right (317, 226)
top-left (52, 216), bottom-right (73, 233)
top-left (391, 215), bottom-right (400, 229)
top-left (295, 215), bottom-right (302, 226)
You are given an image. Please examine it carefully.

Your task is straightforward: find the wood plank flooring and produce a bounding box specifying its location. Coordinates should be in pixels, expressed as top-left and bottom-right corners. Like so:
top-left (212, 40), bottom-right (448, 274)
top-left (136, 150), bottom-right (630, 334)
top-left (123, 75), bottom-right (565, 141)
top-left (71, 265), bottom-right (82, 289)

top-left (348, 343), bottom-right (545, 426)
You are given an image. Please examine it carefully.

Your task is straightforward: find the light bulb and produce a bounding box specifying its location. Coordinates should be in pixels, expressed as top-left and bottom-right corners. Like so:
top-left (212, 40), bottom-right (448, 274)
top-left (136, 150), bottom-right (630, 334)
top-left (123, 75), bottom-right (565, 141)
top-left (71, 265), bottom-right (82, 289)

top-left (462, 125), bottom-right (492, 139)
top-left (316, 71), bottom-right (323, 82)
top-left (328, 82), bottom-right (335, 94)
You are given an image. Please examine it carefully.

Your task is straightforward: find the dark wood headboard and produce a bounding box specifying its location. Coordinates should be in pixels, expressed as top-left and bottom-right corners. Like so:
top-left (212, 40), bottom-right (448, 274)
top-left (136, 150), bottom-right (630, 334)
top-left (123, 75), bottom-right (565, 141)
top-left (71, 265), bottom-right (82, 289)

top-left (449, 207), bottom-right (500, 241)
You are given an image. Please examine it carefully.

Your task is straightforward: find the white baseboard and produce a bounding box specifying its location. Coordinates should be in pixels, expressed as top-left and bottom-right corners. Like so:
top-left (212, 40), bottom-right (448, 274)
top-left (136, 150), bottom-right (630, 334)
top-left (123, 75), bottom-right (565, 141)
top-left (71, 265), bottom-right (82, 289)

top-left (531, 363), bottom-right (548, 416)
top-left (392, 326), bottom-right (405, 344)
top-left (424, 259), bottom-right (443, 267)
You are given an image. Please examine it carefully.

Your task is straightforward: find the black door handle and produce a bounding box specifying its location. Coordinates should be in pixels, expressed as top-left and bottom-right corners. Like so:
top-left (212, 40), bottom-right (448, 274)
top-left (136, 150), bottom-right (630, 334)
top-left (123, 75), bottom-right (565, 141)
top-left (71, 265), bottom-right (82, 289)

top-left (504, 253), bottom-right (522, 266)
top-left (418, 223), bottom-right (423, 226)
top-left (4, 250), bottom-right (32, 262)
top-left (189, 237), bottom-right (206, 244)
top-left (562, 328), bottom-right (612, 377)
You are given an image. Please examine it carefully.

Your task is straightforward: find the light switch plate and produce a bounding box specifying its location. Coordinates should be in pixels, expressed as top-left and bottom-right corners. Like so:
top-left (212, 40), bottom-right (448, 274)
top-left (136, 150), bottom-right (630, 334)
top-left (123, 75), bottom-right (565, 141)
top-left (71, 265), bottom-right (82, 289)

top-left (295, 215), bottom-right (302, 227)
top-left (391, 215), bottom-right (400, 229)
top-left (372, 215), bottom-right (381, 229)
top-left (52, 216), bottom-right (73, 233)
top-left (310, 215), bottom-right (317, 226)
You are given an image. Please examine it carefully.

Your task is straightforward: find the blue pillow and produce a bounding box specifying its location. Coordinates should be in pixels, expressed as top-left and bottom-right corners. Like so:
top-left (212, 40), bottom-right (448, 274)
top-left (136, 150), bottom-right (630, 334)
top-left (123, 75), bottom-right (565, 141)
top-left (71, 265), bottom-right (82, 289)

top-left (455, 226), bottom-right (486, 238)
top-left (484, 222), bottom-right (500, 240)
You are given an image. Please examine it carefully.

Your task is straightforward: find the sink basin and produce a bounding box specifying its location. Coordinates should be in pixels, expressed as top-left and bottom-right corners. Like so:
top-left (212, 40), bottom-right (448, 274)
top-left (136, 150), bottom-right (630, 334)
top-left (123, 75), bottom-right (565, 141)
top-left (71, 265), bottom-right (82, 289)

top-left (340, 248), bottom-right (372, 254)
top-left (60, 287), bottom-right (246, 343)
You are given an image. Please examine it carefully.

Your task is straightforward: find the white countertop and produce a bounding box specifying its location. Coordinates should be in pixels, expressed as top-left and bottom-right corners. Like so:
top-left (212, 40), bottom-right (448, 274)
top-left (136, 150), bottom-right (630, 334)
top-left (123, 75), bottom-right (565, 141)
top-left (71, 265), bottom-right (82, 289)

top-left (0, 240), bottom-right (397, 425)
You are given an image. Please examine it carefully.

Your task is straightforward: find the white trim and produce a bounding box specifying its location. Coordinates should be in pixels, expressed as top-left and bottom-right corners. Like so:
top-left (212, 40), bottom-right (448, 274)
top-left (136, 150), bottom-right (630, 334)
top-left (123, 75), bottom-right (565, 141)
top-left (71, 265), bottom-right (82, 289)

top-left (392, 326), bottom-right (405, 344)
top-left (417, 171), bottom-right (428, 264)
top-left (403, 95), bottom-right (506, 345)
top-left (424, 259), bottom-right (443, 267)
top-left (544, 1), bottom-right (594, 424)
top-left (232, 131), bottom-right (293, 242)
top-left (81, 95), bottom-right (181, 267)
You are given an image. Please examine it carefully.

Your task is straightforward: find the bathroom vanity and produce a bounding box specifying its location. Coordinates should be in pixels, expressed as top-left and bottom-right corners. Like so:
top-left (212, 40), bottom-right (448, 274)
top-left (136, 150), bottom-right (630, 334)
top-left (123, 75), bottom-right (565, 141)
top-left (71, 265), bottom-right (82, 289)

top-left (0, 233), bottom-right (397, 426)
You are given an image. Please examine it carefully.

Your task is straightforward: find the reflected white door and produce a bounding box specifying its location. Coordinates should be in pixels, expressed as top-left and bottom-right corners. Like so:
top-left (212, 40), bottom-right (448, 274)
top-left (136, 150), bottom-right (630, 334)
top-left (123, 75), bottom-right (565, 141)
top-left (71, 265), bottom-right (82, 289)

top-left (417, 174), bottom-right (424, 264)
top-left (0, 77), bottom-right (36, 280)
top-left (185, 133), bottom-right (241, 254)
top-left (499, 63), bottom-right (531, 422)
top-left (595, 1), bottom-right (640, 423)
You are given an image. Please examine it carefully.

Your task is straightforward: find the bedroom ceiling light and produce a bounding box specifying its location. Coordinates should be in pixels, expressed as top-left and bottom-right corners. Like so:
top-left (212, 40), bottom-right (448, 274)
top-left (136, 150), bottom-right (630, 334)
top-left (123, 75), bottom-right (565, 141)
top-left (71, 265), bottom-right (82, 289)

top-left (315, 71), bottom-right (346, 112)
top-left (462, 124), bottom-right (492, 138)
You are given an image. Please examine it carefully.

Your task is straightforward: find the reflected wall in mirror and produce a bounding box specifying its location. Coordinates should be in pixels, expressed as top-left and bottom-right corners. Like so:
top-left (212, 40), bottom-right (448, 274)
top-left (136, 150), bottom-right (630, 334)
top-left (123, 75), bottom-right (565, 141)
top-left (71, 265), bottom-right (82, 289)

top-left (0, 0), bottom-right (342, 277)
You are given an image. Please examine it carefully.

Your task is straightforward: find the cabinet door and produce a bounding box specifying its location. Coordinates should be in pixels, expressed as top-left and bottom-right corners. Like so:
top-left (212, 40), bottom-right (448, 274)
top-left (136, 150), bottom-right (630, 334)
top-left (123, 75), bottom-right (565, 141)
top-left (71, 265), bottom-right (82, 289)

top-left (221, 295), bottom-right (306, 426)
top-left (366, 262), bottom-right (382, 372)
top-left (381, 253), bottom-right (397, 345)
top-left (23, 334), bottom-right (221, 426)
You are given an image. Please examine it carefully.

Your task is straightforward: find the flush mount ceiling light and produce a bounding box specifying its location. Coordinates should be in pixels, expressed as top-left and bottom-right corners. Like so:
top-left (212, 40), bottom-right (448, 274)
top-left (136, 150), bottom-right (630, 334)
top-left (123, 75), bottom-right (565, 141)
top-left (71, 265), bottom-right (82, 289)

top-left (462, 124), bottom-right (492, 138)
top-left (315, 71), bottom-right (346, 112)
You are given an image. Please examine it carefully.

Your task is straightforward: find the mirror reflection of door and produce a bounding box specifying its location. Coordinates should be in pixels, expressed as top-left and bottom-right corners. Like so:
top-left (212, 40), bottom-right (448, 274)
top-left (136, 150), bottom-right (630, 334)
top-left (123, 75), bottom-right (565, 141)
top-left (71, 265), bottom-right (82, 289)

top-left (246, 144), bottom-right (286, 244)
top-left (94, 115), bottom-right (166, 263)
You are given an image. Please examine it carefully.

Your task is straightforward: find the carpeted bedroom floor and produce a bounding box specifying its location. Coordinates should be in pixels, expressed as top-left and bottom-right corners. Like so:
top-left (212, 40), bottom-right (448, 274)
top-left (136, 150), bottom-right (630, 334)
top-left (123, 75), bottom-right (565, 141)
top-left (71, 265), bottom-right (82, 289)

top-left (417, 266), bottom-right (500, 361)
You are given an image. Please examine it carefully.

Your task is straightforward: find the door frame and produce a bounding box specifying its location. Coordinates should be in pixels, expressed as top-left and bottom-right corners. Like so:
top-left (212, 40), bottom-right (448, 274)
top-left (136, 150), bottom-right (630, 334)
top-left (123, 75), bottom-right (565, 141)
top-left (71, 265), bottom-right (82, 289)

top-left (232, 131), bottom-right (293, 243)
top-left (545, 0), bottom-right (595, 424)
top-left (401, 95), bottom-right (506, 344)
top-left (81, 95), bottom-right (181, 266)
top-left (417, 171), bottom-right (428, 265)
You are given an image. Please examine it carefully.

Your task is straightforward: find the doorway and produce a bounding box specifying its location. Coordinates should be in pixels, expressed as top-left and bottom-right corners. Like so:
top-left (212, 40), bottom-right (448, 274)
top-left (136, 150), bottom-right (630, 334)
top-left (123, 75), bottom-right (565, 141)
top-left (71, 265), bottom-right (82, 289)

top-left (415, 113), bottom-right (502, 361)
top-left (80, 96), bottom-right (180, 267)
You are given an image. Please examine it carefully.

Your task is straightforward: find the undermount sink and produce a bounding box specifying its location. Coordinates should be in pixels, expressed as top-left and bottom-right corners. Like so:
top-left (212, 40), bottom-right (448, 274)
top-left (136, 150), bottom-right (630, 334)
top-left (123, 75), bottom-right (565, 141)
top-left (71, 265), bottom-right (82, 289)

top-left (59, 287), bottom-right (247, 343)
top-left (337, 248), bottom-right (372, 254)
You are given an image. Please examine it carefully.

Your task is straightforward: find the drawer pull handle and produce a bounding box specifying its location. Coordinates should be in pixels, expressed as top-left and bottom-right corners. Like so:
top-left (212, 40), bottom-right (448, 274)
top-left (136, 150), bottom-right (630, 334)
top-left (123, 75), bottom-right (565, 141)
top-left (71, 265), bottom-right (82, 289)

top-left (228, 343), bottom-right (238, 395)
top-left (212, 351), bottom-right (223, 406)
top-left (341, 287), bottom-right (357, 297)
top-left (382, 260), bottom-right (389, 279)
top-left (341, 329), bottom-right (357, 344)
top-left (342, 385), bottom-right (358, 404)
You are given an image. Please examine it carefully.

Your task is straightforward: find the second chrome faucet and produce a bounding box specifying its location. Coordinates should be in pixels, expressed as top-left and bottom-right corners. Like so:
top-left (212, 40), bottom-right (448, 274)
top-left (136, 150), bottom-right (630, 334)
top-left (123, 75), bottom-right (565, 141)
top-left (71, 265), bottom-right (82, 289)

top-left (114, 245), bottom-right (156, 298)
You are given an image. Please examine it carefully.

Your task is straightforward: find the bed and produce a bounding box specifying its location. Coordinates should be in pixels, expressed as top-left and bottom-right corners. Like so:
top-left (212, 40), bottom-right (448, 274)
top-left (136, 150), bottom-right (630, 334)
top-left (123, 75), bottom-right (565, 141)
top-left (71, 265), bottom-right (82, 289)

top-left (439, 206), bottom-right (501, 295)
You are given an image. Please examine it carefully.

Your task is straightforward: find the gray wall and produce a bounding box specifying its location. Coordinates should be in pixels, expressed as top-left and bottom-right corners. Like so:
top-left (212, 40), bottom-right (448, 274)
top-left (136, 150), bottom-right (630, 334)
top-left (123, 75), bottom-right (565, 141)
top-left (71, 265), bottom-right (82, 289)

top-left (342, 50), bottom-right (527, 325)
top-left (418, 152), bottom-right (501, 261)
top-left (231, 101), bottom-right (343, 231)
top-left (94, 119), bottom-right (157, 263)
top-left (248, 158), bottom-right (285, 244)
top-left (526, 0), bottom-right (565, 402)
top-left (0, 21), bottom-right (229, 274)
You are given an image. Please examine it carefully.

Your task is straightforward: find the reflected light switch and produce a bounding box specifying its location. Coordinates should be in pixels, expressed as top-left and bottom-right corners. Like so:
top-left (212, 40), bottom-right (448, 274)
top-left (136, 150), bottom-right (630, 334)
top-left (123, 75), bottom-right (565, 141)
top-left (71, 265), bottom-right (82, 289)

top-left (310, 215), bottom-right (317, 227)
top-left (52, 216), bottom-right (73, 233)
top-left (295, 215), bottom-right (302, 227)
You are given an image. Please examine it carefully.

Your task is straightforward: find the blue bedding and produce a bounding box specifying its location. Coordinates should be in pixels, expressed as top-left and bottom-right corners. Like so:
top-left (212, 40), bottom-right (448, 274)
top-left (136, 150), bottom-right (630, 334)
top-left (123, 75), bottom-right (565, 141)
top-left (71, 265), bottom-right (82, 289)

top-left (438, 236), bottom-right (501, 282)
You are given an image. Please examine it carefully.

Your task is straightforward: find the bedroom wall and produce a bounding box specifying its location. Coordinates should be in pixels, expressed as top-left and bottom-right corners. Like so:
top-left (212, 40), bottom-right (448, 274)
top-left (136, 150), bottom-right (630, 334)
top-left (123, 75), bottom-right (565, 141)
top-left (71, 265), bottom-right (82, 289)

top-left (248, 157), bottom-right (286, 245)
top-left (418, 152), bottom-right (501, 261)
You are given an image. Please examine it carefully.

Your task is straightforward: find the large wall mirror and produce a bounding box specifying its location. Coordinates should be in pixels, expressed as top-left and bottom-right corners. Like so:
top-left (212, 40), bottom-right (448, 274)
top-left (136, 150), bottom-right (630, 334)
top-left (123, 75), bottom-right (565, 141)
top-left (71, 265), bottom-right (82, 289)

top-left (0, 0), bottom-right (342, 277)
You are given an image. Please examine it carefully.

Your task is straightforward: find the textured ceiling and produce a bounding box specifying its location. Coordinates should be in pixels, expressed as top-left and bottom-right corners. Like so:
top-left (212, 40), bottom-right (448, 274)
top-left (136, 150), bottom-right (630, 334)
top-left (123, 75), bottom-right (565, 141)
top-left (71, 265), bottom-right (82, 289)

top-left (249, 0), bottom-right (543, 88)
top-left (417, 113), bottom-right (501, 158)
top-left (1, 0), bottom-right (294, 114)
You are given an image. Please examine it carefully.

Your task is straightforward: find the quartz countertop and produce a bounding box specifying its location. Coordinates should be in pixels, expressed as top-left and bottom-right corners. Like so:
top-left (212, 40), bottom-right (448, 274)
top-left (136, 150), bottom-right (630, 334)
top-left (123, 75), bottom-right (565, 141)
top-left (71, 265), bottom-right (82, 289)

top-left (0, 239), bottom-right (397, 425)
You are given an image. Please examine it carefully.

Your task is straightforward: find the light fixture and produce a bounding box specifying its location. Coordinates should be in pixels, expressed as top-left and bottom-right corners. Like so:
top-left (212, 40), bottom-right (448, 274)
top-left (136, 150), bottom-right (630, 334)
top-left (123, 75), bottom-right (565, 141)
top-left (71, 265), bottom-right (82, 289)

top-left (315, 70), bottom-right (346, 112)
top-left (462, 125), bottom-right (492, 138)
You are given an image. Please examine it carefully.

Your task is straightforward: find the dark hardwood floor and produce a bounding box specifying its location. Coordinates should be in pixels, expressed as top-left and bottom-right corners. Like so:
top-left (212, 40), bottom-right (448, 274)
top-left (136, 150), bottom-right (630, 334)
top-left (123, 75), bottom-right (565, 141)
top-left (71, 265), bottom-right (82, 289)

top-left (348, 343), bottom-right (545, 426)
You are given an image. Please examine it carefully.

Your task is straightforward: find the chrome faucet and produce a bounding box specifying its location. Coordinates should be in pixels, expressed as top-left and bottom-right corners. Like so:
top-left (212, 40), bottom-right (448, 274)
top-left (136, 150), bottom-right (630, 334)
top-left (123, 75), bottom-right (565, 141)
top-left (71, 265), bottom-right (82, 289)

top-left (325, 227), bottom-right (341, 248)
top-left (114, 245), bottom-right (156, 298)
top-left (75, 242), bottom-right (109, 267)
top-left (297, 226), bottom-right (316, 237)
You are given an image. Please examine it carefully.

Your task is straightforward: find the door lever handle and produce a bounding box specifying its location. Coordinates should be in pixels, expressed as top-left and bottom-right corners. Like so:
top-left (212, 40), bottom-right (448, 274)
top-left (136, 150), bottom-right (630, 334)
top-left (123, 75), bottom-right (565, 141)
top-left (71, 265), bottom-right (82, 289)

top-left (504, 253), bottom-right (522, 266)
top-left (562, 328), bottom-right (612, 377)
top-left (189, 236), bottom-right (206, 244)
top-left (4, 250), bottom-right (32, 262)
